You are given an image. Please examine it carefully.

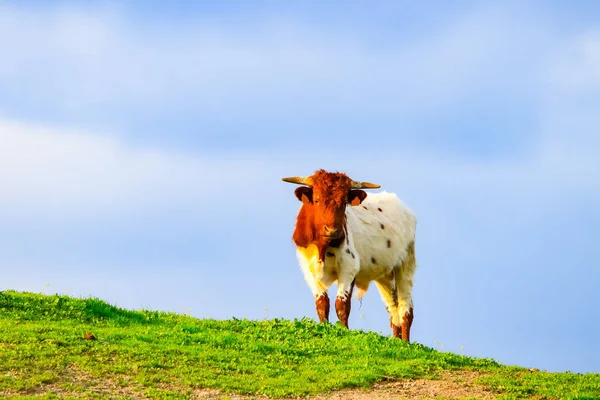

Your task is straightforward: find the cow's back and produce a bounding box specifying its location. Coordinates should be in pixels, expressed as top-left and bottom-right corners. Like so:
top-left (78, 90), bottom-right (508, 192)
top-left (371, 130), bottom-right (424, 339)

top-left (347, 191), bottom-right (417, 287)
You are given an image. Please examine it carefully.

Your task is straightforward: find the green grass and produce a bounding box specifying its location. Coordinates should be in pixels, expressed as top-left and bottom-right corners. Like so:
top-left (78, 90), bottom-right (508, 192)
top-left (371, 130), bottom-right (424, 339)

top-left (1, 290), bottom-right (598, 399)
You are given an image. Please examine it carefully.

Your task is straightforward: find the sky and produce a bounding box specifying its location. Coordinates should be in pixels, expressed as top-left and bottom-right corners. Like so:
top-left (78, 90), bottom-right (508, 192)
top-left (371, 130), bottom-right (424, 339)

top-left (1, 0), bottom-right (599, 374)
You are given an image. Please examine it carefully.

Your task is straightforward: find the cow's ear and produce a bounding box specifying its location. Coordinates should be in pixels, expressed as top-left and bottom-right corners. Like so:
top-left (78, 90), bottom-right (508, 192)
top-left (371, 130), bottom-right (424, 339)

top-left (348, 189), bottom-right (367, 206)
top-left (294, 186), bottom-right (313, 204)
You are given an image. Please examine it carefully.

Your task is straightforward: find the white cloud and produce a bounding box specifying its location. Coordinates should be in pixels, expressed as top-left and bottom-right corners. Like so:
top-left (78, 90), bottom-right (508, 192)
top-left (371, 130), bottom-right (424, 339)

top-left (0, 3), bottom-right (548, 118)
top-left (0, 120), bottom-right (271, 219)
top-left (0, 3), bottom-right (598, 223)
top-left (1, 115), bottom-right (597, 227)
top-left (548, 30), bottom-right (600, 91)
top-left (537, 30), bottom-right (600, 187)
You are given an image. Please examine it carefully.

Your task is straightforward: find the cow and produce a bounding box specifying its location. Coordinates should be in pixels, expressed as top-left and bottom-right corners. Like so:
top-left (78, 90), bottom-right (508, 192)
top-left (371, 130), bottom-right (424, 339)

top-left (282, 169), bottom-right (418, 342)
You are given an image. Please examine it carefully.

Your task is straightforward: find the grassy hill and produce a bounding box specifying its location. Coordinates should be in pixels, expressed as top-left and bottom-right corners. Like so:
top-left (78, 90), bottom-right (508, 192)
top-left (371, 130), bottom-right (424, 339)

top-left (0, 291), bottom-right (598, 399)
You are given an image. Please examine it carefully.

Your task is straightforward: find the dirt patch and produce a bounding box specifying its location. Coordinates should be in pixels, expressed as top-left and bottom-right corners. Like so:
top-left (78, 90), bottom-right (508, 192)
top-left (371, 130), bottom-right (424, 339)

top-left (192, 388), bottom-right (249, 399)
top-left (189, 371), bottom-right (496, 400)
top-left (2, 370), bottom-right (496, 399)
top-left (0, 364), bottom-right (147, 399)
top-left (307, 371), bottom-right (496, 400)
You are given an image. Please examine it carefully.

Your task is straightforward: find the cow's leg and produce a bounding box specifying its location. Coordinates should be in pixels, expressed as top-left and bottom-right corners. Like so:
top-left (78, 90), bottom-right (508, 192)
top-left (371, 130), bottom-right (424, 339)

top-left (335, 276), bottom-right (356, 328)
top-left (301, 277), bottom-right (331, 323)
top-left (395, 241), bottom-right (417, 342)
top-left (299, 259), bottom-right (333, 323)
top-left (374, 275), bottom-right (401, 338)
top-left (315, 292), bottom-right (330, 323)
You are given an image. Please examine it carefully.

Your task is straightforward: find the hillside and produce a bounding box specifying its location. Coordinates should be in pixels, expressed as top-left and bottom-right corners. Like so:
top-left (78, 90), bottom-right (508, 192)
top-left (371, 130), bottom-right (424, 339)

top-left (0, 291), bottom-right (598, 399)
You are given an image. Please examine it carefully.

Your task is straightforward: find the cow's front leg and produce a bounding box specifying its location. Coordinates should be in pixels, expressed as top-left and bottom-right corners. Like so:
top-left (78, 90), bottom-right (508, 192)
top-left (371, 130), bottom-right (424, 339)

top-left (315, 292), bottom-right (330, 322)
top-left (299, 257), bottom-right (334, 324)
top-left (335, 277), bottom-right (356, 328)
top-left (306, 269), bottom-right (334, 324)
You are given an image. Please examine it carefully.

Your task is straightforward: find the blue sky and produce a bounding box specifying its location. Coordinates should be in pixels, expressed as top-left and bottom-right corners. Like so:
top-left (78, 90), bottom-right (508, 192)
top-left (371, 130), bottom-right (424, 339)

top-left (1, 1), bottom-right (599, 374)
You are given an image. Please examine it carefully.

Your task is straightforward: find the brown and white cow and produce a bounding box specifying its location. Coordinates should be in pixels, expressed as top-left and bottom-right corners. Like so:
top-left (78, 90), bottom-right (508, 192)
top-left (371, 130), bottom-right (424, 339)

top-left (282, 169), bottom-right (418, 342)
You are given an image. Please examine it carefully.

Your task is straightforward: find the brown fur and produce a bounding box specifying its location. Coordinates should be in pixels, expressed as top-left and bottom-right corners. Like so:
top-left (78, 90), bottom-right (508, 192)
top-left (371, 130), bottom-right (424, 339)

top-left (392, 323), bottom-right (402, 338)
top-left (292, 170), bottom-right (367, 261)
top-left (335, 279), bottom-right (355, 328)
top-left (316, 293), bottom-right (330, 323)
top-left (402, 307), bottom-right (414, 342)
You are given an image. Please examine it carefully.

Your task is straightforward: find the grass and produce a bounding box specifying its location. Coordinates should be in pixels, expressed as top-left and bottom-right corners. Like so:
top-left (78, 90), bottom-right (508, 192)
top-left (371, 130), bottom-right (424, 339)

top-left (0, 290), bottom-right (598, 399)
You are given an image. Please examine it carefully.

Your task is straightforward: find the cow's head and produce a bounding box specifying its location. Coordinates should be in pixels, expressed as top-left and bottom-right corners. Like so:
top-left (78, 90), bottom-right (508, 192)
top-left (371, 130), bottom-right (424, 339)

top-left (282, 169), bottom-right (380, 255)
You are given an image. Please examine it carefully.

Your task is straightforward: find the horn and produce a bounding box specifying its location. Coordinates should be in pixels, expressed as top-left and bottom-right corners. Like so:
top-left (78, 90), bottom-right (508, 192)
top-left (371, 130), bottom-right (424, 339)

top-left (351, 180), bottom-right (381, 189)
top-left (282, 176), bottom-right (312, 186)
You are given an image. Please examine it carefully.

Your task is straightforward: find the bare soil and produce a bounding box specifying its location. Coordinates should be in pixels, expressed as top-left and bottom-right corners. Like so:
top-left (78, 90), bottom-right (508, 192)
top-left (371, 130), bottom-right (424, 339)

top-left (2, 369), bottom-right (497, 399)
top-left (192, 371), bottom-right (497, 400)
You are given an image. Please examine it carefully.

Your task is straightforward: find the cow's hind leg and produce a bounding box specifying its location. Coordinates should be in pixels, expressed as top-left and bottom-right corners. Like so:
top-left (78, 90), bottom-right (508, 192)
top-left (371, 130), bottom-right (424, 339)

top-left (374, 275), bottom-right (402, 338)
top-left (395, 241), bottom-right (417, 342)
